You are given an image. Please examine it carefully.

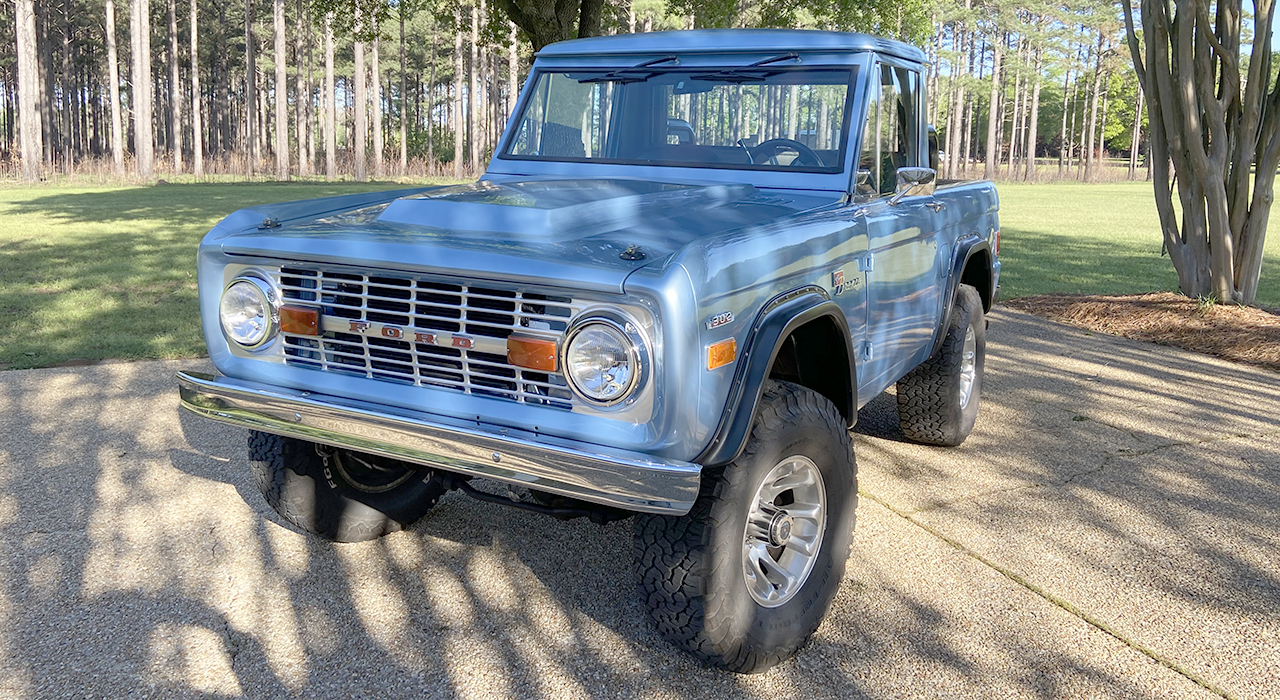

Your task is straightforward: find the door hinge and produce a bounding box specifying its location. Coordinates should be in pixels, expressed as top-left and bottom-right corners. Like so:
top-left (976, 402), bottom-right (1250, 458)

top-left (860, 341), bottom-right (873, 361)
top-left (858, 253), bottom-right (875, 273)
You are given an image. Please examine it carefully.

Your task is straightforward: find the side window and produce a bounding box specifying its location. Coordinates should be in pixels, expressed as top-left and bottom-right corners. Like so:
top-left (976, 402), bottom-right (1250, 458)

top-left (857, 64), bottom-right (921, 199)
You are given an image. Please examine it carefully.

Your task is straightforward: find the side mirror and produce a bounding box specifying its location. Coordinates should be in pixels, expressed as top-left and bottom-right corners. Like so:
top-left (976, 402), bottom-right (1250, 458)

top-left (888, 167), bottom-right (936, 206)
top-left (666, 118), bottom-right (694, 145)
top-left (854, 169), bottom-right (875, 200)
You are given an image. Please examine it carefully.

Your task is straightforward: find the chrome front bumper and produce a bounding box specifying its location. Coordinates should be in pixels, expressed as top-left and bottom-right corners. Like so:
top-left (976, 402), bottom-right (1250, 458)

top-left (176, 371), bottom-right (701, 514)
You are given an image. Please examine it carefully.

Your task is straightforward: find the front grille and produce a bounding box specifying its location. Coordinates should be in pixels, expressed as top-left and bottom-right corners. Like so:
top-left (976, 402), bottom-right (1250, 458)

top-left (275, 266), bottom-right (578, 409)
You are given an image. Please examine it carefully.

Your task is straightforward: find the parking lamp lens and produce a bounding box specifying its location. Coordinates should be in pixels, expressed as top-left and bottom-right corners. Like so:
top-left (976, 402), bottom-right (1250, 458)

top-left (220, 279), bottom-right (274, 348)
top-left (564, 322), bottom-right (638, 404)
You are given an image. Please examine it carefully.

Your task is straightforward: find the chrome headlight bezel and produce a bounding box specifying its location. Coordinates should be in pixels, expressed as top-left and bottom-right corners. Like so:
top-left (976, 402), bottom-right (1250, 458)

top-left (560, 312), bottom-right (649, 407)
top-left (218, 274), bottom-right (279, 350)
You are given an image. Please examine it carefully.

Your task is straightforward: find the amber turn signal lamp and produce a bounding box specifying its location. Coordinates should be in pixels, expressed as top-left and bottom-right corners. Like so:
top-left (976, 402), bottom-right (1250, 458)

top-left (279, 305), bottom-right (319, 335)
top-left (707, 338), bottom-right (737, 370)
top-left (507, 336), bottom-right (557, 372)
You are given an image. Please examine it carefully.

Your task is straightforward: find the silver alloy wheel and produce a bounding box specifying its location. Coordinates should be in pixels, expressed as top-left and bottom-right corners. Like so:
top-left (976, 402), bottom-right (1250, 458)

top-left (742, 455), bottom-right (827, 608)
top-left (958, 325), bottom-right (977, 409)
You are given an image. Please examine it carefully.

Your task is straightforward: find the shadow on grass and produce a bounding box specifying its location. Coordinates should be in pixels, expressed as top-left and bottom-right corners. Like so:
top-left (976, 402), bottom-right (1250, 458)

top-left (0, 182), bottom-right (417, 369)
top-left (996, 226), bottom-right (1181, 300)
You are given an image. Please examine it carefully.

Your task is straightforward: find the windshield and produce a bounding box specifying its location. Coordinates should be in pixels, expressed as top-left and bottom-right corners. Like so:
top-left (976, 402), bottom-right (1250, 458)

top-left (500, 67), bottom-right (856, 174)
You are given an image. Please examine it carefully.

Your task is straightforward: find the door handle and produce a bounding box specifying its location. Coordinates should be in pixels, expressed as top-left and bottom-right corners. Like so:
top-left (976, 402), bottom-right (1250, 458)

top-left (925, 201), bottom-right (945, 213)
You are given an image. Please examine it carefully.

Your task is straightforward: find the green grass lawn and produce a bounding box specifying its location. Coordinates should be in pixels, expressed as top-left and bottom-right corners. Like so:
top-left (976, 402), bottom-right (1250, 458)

top-left (996, 180), bottom-right (1280, 306)
top-left (0, 180), bottom-right (456, 370)
top-left (0, 178), bottom-right (1276, 370)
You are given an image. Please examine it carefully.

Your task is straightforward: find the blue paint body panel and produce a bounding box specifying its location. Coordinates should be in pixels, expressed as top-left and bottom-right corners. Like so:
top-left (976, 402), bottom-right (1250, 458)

top-left (192, 30), bottom-right (1000, 467)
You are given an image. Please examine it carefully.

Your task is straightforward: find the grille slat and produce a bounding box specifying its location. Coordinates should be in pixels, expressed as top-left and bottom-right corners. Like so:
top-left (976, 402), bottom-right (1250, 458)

top-left (276, 266), bottom-right (577, 409)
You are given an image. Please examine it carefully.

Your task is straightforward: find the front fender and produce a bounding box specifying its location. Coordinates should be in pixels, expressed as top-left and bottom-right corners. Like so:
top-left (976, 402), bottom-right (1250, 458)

top-left (695, 287), bottom-right (856, 466)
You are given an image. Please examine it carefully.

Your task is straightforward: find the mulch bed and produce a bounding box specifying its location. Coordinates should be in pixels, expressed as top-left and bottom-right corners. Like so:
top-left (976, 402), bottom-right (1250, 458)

top-left (1004, 292), bottom-right (1280, 372)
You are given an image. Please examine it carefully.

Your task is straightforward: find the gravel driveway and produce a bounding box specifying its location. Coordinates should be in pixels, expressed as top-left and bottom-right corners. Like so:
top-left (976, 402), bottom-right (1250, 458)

top-left (0, 308), bottom-right (1275, 699)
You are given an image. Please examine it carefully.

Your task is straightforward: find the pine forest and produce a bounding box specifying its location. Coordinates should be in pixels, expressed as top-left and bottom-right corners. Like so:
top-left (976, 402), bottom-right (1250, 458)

top-left (0, 0), bottom-right (1154, 183)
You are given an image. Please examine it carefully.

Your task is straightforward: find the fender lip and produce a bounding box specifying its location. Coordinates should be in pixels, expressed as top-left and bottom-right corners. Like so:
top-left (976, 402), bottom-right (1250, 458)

top-left (694, 287), bottom-right (857, 467)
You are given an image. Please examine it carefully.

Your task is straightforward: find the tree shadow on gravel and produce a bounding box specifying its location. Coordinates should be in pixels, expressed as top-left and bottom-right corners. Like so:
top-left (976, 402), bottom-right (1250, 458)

top-left (1, 303), bottom-right (1275, 698)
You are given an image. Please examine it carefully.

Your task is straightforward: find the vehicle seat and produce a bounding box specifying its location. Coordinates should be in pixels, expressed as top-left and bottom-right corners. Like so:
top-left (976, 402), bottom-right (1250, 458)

top-left (540, 122), bottom-right (585, 158)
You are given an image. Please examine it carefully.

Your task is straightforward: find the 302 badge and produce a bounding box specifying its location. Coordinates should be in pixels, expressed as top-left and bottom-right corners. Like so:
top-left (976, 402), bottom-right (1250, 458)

top-left (830, 267), bottom-right (860, 296)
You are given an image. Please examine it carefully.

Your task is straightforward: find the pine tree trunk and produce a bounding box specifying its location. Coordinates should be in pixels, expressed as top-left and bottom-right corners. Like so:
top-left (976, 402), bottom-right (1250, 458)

top-left (428, 19), bottom-right (436, 166)
top-left (399, 1), bottom-right (407, 176)
top-left (188, 0), bottom-right (203, 175)
top-left (324, 12), bottom-right (334, 179)
top-left (372, 37), bottom-right (384, 179)
top-left (244, 0), bottom-right (255, 175)
top-left (354, 29), bottom-right (366, 181)
top-left (105, 0), bottom-right (125, 173)
top-left (983, 37), bottom-right (1002, 179)
top-left (508, 21), bottom-right (517, 122)
top-left (294, 0), bottom-right (307, 176)
top-left (133, 0), bottom-right (154, 177)
top-left (167, 0), bottom-right (182, 171)
top-left (468, 2), bottom-right (478, 171)
top-left (15, 0), bottom-right (42, 181)
top-left (272, 0), bottom-right (287, 178)
top-left (453, 15), bottom-right (463, 177)
top-left (1024, 47), bottom-right (1042, 182)
top-left (1084, 30), bottom-right (1103, 181)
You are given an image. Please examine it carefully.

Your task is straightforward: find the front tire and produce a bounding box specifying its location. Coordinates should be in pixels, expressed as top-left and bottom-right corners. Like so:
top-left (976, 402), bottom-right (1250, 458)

top-left (896, 283), bottom-right (986, 446)
top-left (634, 381), bottom-right (857, 673)
top-left (247, 431), bottom-right (446, 542)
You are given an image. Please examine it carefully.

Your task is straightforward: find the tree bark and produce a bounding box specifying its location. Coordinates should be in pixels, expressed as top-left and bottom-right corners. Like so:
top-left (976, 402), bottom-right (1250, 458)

top-left (132, 0), bottom-right (155, 177)
top-left (1024, 46), bottom-right (1042, 182)
top-left (15, 0), bottom-right (42, 181)
top-left (324, 11), bottom-right (335, 180)
top-left (1084, 29), bottom-right (1103, 182)
top-left (244, 0), bottom-right (256, 175)
top-left (399, 0), bottom-right (408, 176)
top-left (1128, 87), bottom-right (1143, 179)
top-left (453, 13), bottom-right (463, 177)
top-left (273, 0), bottom-right (287, 179)
top-left (354, 29), bottom-right (367, 181)
top-left (167, 0), bottom-right (182, 171)
top-left (189, 0), bottom-right (203, 175)
top-left (983, 35), bottom-right (1001, 179)
top-left (373, 36), bottom-right (384, 178)
top-left (295, 0), bottom-right (308, 176)
top-left (469, 2), bottom-right (479, 171)
top-left (1121, 0), bottom-right (1271, 302)
top-left (105, 0), bottom-right (125, 174)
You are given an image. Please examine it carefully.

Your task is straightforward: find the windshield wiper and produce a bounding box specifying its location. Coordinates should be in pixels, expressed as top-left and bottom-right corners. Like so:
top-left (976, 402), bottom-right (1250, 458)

top-left (578, 55), bottom-right (680, 84)
top-left (690, 53), bottom-right (801, 83)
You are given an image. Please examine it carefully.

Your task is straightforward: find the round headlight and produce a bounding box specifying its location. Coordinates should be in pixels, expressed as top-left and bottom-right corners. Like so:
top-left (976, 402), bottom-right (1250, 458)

top-left (219, 278), bottom-right (276, 348)
top-left (563, 320), bottom-right (641, 405)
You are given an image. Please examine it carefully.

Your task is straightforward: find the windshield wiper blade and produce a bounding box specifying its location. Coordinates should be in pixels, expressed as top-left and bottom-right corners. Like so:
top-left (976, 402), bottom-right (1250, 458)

top-left (578, 55), bottom-right (680, 83)
top-left (690, 53), bottom-right (801, 83)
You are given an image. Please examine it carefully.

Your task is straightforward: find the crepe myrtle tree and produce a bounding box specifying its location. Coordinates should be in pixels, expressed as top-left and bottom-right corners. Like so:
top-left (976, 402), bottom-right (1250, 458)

top-left (495, 0), bottom-right (606, 51)
top-left (1122, 0), bottom-right (1274, 304)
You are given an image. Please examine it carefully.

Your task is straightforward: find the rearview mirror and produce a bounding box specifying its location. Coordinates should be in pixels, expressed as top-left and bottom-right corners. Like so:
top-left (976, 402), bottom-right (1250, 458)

top-left (889, 167), bottom-right (936, 205)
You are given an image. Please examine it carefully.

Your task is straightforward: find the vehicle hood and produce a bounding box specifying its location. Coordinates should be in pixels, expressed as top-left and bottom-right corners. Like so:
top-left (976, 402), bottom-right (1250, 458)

top-left (213, 178), bottom-right (840, 293)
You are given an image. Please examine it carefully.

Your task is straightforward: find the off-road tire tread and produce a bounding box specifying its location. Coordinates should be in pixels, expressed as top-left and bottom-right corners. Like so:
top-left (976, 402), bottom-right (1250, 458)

top-left (247, 431), bottom-right (444, 543)
top-left (634, 381), bottom-right (854, 673)
top-left (896, 284), bottom-right (984, 446)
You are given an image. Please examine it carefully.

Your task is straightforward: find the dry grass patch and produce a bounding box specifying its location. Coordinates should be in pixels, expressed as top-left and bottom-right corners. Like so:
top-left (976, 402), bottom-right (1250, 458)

top-left (1005, 292), bottom-right (1280, 372)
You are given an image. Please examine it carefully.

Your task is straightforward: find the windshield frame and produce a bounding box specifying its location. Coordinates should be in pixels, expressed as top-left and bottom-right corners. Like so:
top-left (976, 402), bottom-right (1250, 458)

top-left (494, 65), bottom-right (860, 178)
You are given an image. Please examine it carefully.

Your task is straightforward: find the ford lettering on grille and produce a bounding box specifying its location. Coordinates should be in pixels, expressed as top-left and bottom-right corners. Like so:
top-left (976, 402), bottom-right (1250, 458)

top-left (274, 266), bottom-right (579, 409)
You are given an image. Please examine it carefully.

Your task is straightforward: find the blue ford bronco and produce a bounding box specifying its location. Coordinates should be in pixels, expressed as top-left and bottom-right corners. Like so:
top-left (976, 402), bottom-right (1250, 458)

top-left (179, 29), bottom-right (1000, 672)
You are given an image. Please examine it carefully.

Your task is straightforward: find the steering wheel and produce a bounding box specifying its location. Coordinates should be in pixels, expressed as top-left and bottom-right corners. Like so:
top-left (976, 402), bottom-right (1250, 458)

top-left (749, 138), bottom-right (823, 168)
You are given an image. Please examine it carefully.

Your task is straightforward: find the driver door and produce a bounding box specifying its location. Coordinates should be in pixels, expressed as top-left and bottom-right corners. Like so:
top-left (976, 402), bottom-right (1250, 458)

top-left (854, 61), bottom-right (944, 397)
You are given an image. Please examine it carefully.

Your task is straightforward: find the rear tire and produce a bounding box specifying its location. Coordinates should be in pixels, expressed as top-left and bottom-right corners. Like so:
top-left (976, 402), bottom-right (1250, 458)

top-left (248, 431), bottom-right (446, 542)
top-left (634, 381), bottom-right (857, 673)
top-left (896, 283), bottom-right (986, 446)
